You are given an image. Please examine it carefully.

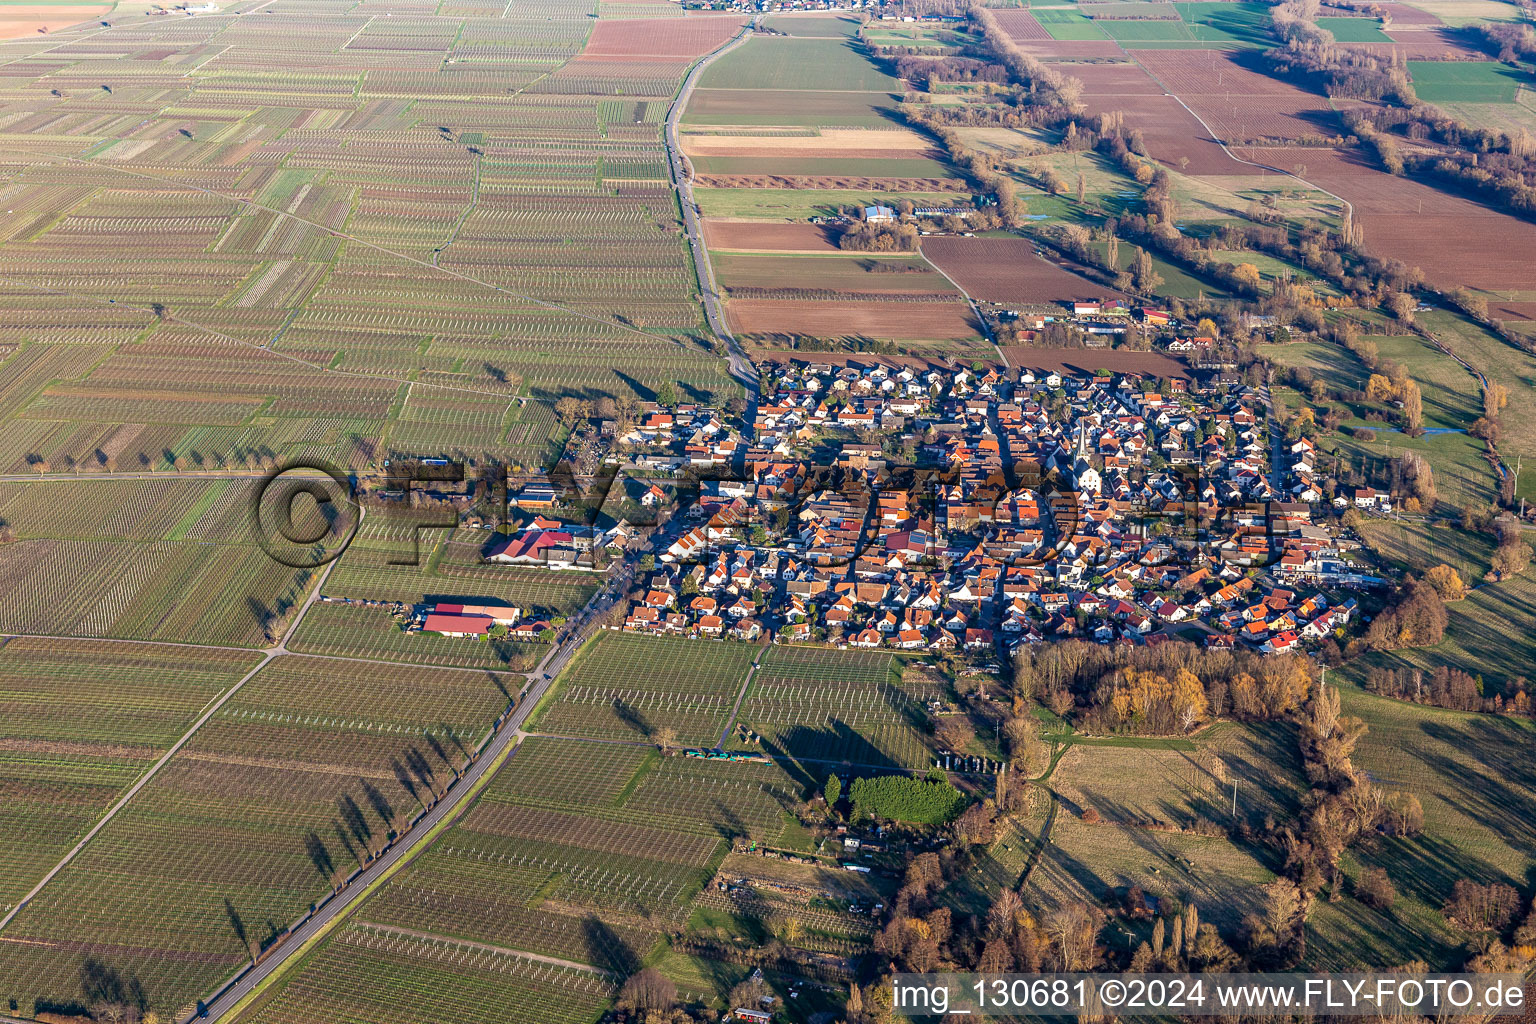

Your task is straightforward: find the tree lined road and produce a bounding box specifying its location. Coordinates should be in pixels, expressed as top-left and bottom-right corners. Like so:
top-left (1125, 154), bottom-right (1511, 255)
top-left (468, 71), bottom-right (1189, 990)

top-left (198, 556), bottom-right (634, 1022)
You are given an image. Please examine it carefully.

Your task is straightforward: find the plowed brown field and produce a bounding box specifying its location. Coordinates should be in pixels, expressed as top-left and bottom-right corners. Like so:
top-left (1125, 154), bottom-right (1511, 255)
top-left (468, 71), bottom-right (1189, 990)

top-left (729, 298), bottom-right (980, 340)
top-left (582, 15), bottom-right (745, 59)
top-left (703, 220), bottom-right (842, 252)
top-left (922, 237), bottom-right (1115, 305)
top-left (0, 4), bottom-right (108, 39)
top-left (1242, 146), bottom-right (1536, 291)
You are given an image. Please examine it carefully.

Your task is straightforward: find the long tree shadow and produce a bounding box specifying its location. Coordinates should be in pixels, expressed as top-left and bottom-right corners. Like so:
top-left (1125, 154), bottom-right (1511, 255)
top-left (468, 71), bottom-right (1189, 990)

top-left (303, 830), bottom-right (334, 881)
top-left (360, 779), bottom-right (397, 834)
top-left (391, 757), bottom-right (423, 810)
top-left (611, 697), bottom-right (652, 739)
top-left (78, 958), bottom-right (147, 1019)
top-left (224, 898), bottom-right (250, 959)
top-left (581, 915), bottom-right (641, 978)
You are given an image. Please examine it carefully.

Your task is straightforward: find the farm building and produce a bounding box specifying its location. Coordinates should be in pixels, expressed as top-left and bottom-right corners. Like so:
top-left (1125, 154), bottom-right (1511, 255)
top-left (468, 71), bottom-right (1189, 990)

top-left (419, 601), bottom-right (520, 636)
top-left (863, 205), bottom-right (896, 223)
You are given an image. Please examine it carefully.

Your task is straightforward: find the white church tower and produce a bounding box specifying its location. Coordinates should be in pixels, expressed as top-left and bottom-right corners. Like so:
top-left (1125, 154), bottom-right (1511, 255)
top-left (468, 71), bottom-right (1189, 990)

top-left (1072, 421), bottom-right (1101, 495)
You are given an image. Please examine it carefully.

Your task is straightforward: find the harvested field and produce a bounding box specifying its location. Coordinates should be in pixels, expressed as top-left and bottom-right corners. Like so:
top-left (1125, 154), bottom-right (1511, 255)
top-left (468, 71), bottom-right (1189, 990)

top-left (1133, 50), bottom-right (1337, 144)
top-left (730, 298), bottom-right (981, 340)
top-left (1070, 60), bottom-right (1166, 97)
top-left (1080, 85), bottom-right (1256, 175)
top-left (1376, 1), bottom-right (1443, 25)
top-left (991, 9), bottom-right (1052, 41)
top-left (1014, 39), bottom-right (1130, 58)
top-left (714, 253), bottom-right (961, 297)
top-left (999, 346), bottom-right (1192, 379)
top-left (1363, 28), bottom-right (1488, 59)
top-left (682, 127), bottom-right (938, 158)
top-left (703, 220), bottom-right (841, 252)
top-left (0, 4), bottom-right (108, 39)
top-left (1491, 300), bottom-right (1536, 323)
top-left (695, 173), bottom-right (968, 191)
top-left (1242, 146), bottom-right (1536, 291)
top-left (693, 154), bottom-right (955, 178)
top-left (922, 236), bottom-right (1110, 305)
top-left (581, 15), bottom-right (744, 59)
top-left (682, 87), bottom-right (900, 128)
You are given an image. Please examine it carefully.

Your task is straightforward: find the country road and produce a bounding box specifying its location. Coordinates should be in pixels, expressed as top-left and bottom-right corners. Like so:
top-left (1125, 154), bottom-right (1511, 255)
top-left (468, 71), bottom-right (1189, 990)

top-left (664, 14), bottom-right (761, 399)
top-left (194, 559), bottom-right (632, 1023)
top-left (0, 553), bottom-right (338, 935)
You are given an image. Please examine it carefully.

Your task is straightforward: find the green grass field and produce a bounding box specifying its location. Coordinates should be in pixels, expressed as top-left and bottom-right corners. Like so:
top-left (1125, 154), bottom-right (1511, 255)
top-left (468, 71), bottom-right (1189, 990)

top-left (1032, 8), bottom-right (1110, 39)
top-left (1173, 1), bottom-right (1273, 47)
top-left (1334, 429), bottom-right (1496, 512)
top-left (1345, 572), bottom-right (1536, 692)
top-left (1027, 803), bottom-right (1277, 934)
top-left (693, 187), bottom-right (961, 219)
top-left (1417, 311), bottom-right (1536, 447)
top-left (1306, 686), bottom-right (1536, 968)
top-left (1100, 18), bottom-right (1198, 42)
top-left (1407, 60), bottom-right (1527, 103)
top-left (1091, 239), bottom-right (1231, 300)
top-left (698, 37), bottom-right (899, 92)
top-left (1263, 332), bottom-right (1483, 432)
top-left (1316, 16), bottom-right (1393, 41)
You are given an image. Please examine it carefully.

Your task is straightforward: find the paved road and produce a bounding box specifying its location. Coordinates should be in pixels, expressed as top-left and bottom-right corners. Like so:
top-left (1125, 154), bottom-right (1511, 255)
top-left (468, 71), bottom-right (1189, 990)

top-left (195, 558), bottom-right (632, 1022)
top-left (664, 15), bottom-right (761, 398)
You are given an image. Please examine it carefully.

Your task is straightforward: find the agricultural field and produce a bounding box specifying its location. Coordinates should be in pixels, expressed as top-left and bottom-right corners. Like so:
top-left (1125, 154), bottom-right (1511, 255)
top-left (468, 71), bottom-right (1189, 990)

top-left (1306, 686), bottom-right (1536, 968)
top-left (1406, 60), bottom-right (1526, 103)
top-left (922, 236), bottom-right (1109, 305)
top-left (0, 0), bottom-right (739, 475)
top-left (727, 646), bottom-right (938, 770)
top-left (1353, 520), bottom-right (1496, 581)
top-left (316, 518), bottom-right (600, 617)
top-left (693, 187), bottom-right (965, 221)
top-left (0, 4), bottom-right (109, 39)
top-left (0, 655), bottom-right (513, 1020)
top-left (714, 252), bottom-right (963, 298)
top-left (241, 923), bottom-right (615, 1024)
top-left (235, 729), bottom-right (813, 1019)
top-left (0, 478), bottom-right (317, 647)
top-left (0, 638), bottom-right (263, 918)
top-left (728, 296), bottom-right (982, 345)
top-left (696, 37), bottom-right (896, 93)
top-left (530, 631), bottom-right (759, 748)
top-left (1241, 146), bottom-right (1536, 293)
